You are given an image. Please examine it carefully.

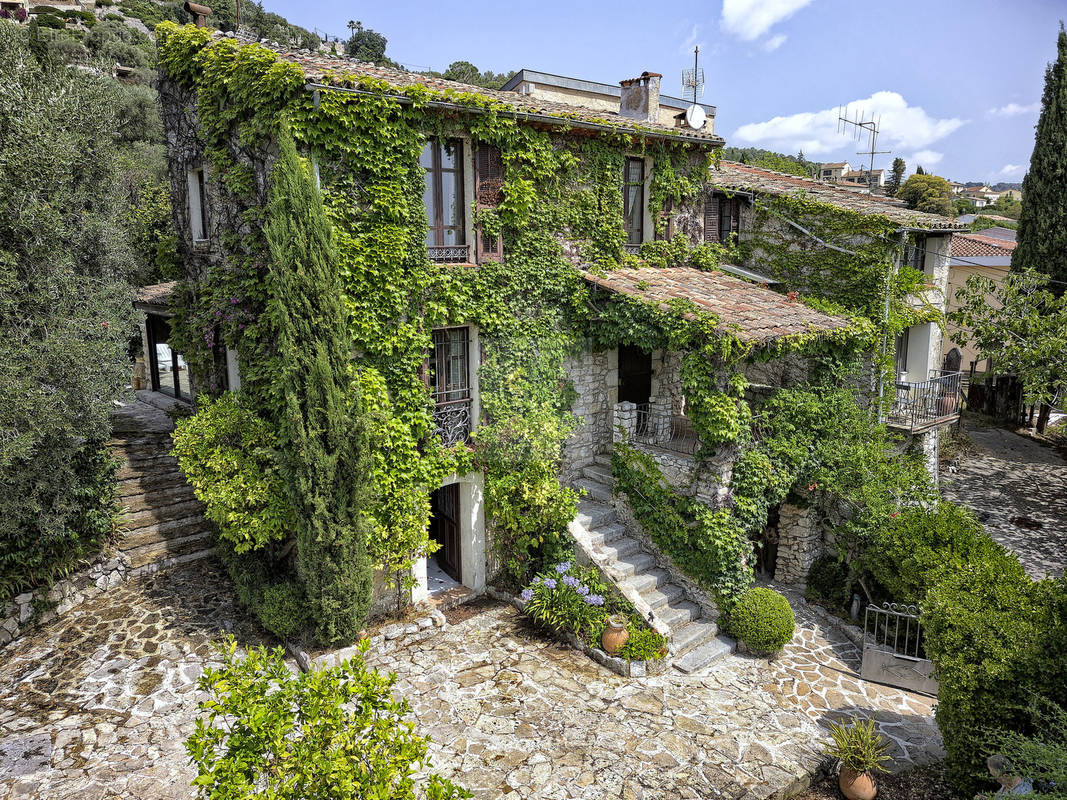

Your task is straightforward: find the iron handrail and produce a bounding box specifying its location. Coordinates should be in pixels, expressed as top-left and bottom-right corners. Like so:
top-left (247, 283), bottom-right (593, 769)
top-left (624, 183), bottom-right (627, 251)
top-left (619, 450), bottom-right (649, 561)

top-left (888, 370), bottom-right (962, 432)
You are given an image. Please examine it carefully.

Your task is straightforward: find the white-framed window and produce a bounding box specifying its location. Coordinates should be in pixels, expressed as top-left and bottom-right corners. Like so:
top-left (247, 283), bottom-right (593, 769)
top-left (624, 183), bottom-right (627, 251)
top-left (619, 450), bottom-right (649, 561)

top-left (187, 168), bottom-right (208, 242)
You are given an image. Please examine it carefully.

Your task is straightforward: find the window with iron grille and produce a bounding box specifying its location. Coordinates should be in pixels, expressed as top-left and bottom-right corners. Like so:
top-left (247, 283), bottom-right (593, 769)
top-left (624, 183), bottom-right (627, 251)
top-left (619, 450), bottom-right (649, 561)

top-left (422, 138), bottom-right (467, 263)
top-left (622, 156), bottom-right (645, 251)
top-left (429, 327), bottom-right (472, 446)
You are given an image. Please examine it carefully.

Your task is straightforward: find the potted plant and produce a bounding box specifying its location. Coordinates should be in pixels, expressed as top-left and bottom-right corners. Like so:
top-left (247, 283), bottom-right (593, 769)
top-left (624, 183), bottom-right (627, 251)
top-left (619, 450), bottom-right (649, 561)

top-left (824, 718), bottom-right (890, 800)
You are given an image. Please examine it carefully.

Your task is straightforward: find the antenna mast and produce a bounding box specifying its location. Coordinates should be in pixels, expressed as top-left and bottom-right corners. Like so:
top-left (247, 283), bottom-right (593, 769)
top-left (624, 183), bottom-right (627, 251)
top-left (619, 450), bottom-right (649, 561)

top-left (681, 46), bottom-right (705, 106)
top-left (836, 106), bottom-right (890, 194)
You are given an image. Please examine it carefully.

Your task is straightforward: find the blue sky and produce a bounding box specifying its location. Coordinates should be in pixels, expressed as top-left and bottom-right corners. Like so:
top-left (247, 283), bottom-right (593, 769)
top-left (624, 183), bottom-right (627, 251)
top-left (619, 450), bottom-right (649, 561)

top-left (266, 0), bottom-right (1063, 183)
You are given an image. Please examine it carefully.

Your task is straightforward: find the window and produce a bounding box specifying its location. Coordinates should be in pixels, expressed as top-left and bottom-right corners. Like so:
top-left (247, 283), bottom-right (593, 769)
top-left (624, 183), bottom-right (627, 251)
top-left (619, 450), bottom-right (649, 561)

top-left (622, 156), bottom-right (645, 251)
top-left (895, 329), bottom-right (910, 377)
top-left (904, 234), bottom-right (926, 272)
top-left (187, 168), bottom-right (208, 242)
top-left (422, 139), bottom-right (466, 262)
top-left (428, 327), bottom-right (472, 446)
top-left (704, 193), bottom-right (740, 244)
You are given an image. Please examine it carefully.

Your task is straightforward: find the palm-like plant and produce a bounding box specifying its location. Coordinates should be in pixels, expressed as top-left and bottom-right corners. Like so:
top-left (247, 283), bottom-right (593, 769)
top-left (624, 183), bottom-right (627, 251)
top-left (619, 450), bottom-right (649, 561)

top-left (825, 718), bottom-right (892, 774)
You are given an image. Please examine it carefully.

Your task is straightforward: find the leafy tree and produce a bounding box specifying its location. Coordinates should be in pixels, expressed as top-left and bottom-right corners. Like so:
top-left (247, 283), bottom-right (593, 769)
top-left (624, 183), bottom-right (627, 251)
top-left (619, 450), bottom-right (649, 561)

top-left (950, 269), bottom-right (1067, 432)
top-left (1014, 24), bottom-right (1067, 288)
top-left (886, 157), bottom-right (906, 197)
top-left (916, 165), bottom-right (926, 175)
top-left (0, 23), bottom-right (138, 600)
top-left (434, 60), bottom-right (514, 89)
top-left (345, 19), bottom-right (388, 63)
top-left (263, 132), bottom-right (375, 645)
top-left (186, 637), bottom-right (470, 800)
top-left (896, 173), bottom-right (954, 215)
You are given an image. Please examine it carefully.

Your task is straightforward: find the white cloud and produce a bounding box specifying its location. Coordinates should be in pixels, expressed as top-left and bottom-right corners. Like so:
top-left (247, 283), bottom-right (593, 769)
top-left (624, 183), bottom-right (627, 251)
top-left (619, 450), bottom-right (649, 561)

top-left (679, 23), bottom-right (705, 55)
top-left (721, 0), bottom-right (814, 42)
top-left (999, 163), bottom-right (1024, 176)
top-left (762, 33), bottom-right (788, 51)
top-left (909, 150), bottom-right (944, 167)
top-left (987, 102), bottom-right (1040, 117)
top-left (732, 91), bottom-right (967, 158)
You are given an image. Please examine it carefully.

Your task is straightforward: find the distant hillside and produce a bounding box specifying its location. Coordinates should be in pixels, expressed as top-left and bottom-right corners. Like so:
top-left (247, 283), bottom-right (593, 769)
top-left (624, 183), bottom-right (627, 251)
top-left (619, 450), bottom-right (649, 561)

top-left (719, 147), bottom-right (816, 178)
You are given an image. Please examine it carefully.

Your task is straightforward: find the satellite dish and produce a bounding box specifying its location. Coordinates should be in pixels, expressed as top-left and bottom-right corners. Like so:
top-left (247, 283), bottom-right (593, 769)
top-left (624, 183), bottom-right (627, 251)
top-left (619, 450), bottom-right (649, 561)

top-left (685, 104), bottom-right (706, 131)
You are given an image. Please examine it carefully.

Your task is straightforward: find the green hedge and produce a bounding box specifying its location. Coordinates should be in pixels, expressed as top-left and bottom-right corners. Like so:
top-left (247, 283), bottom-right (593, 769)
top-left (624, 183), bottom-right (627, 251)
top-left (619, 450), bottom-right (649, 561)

top-left (726, 587), bottom-right (796, 654)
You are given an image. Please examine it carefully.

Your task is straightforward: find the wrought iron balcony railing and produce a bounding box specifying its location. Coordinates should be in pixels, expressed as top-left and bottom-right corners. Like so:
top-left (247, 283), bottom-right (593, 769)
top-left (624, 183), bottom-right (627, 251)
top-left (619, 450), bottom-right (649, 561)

top-left (632, 403), bottom-right (700, 455)
top-left (427, 244), bottom-right (471, 264)
top-left (624, 243), bottom-right (642, 256)
top-left (887, 370), bottom-right (962, 433)
top-left (432, 397), bottom-right (472, 447)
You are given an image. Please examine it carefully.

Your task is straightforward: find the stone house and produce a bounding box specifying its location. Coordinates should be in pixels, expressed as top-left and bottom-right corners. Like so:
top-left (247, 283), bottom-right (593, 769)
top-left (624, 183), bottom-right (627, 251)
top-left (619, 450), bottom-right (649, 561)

top-left (943, 232), bottom-right (1015, 370)
top-left (146, 26), bottom-right (917, 648)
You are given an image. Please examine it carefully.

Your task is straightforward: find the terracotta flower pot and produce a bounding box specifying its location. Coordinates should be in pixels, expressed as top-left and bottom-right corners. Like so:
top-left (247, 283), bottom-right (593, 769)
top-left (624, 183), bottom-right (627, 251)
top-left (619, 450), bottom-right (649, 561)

top-left (839, 767), bottom-right (877, 800)
top-left (601, 614), bottom-right (629, 655)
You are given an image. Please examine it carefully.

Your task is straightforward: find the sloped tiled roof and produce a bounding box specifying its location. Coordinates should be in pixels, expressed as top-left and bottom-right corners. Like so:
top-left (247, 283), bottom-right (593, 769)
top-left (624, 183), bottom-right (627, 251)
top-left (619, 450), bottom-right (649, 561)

top-left (709, 161), bottom-right (966, 230)
top-left (232, 34), bottom-right (724, 145)
top-left (951, 233), bottom-right (1017, 258)
top-left (584, 266), bottom-right (852, 344)
top-left (134, 281), bottom-right (178, 311)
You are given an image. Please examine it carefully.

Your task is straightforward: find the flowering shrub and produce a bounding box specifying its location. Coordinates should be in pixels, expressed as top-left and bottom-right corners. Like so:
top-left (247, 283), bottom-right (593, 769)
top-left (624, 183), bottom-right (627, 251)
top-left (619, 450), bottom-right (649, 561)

top-left (520, 561), bottom-right (666, 660)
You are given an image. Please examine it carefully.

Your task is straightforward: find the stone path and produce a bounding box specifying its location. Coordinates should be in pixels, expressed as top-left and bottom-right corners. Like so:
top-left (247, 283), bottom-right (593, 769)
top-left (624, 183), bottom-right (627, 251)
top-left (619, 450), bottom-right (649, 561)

top-left (941, 422), bottom-right (1067, 579)
top-left (0, 560), bottom-right (276, 800)
top-left (0, 562), bottom-right (940, 800)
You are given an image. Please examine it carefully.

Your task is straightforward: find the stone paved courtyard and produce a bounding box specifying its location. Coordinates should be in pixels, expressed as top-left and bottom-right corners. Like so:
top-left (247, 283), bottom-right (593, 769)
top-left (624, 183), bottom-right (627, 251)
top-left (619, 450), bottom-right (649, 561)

top-left (0, 561), bottom-right (941, 800)
top-left (941, 421), bottom-right (1067, 579)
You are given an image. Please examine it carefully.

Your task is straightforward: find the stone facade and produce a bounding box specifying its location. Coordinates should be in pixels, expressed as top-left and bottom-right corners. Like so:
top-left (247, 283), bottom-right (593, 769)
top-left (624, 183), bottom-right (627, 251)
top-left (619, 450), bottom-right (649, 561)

top-left (773, 503), bottom-right (825, 587)
top-left (562, 346), bottom-right (616, 482)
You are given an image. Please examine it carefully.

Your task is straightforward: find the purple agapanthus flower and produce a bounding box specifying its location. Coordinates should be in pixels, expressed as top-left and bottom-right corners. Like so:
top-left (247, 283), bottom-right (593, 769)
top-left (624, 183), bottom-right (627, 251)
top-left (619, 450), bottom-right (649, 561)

top-left (554, 561), bottom-right (572, 574)
top-left (583, 594), bottom-right (605, 606)
top-left (561, 575), bottom-right (579, 588)
top-left (532, 575), bottom-right (541, 584)
top-left (576, 584), bottom-right (589, 596)
top-left (542, 578), bottom-right (557, 590)
top-left (520, 588), bottom-right (534, 602)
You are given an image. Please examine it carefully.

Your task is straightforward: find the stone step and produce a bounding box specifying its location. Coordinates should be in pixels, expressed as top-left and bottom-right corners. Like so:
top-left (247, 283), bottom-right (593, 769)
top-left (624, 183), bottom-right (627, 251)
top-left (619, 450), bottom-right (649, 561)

top-left (670, 619), bottom-right (720, 654)
top-left (622, 568), bottom-right (671, 594)
top-left (123, 497), bottom-right (205, 529)
top-left (572, 500), bottom-right (615, 531)
top-left (674, 635), bottom-right (735, 674)
top-left (125, 530), bottom-right (215, 571)
top-left (598, 536), bottom-right (641, 561)
top-left (107, 433), bottom-right (174, 451)
top-left (118, 482), bottom-right (198, 513)
top-left (576, 479), bottom-right (612, 504)
top-left (657, 600), bottom-right (701, 630)
top-left (115, 454), bottom-right (181, 480)
top-left (639, 581), bottom-right (686, 610)
top-left (609, 550), bottom-right (657, 577)
top-left (586, 522), bottom-right (626, 548)
top-left (116, 470), bottom-right (188, 498)
top-left (121, 515), bottom-right (214, 550)
top-left (593, 452), bottom-right (613, 469)
top-left (581, 463), bottom-right (613, 485)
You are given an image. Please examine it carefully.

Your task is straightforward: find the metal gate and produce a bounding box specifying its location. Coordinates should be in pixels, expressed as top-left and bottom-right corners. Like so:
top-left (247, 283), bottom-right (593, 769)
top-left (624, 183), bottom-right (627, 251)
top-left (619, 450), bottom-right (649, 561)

top-left (860, 602), bottom-right (938, 696)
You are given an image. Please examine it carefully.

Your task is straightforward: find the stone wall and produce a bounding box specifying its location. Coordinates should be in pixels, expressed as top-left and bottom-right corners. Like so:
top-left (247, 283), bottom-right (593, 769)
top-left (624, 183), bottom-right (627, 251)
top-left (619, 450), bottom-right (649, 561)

top-left (773, 503), bottom-right (825, 586)
top-left (0, 553), bottom-right (129, 648)
top-left (563, 345), bottom-right (616, 483)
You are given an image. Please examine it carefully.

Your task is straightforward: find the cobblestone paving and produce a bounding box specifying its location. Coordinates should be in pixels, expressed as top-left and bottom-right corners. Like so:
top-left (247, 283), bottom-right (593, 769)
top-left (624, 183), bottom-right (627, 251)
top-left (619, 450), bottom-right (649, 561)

top-left (0, 563), bottom-right (940, 800)
top-left (941, 423), bottom-right (1067, 579)
top-left (0, 560), bottom-right (275, 800)
top-left (368, 595), bottom-right (940, 800)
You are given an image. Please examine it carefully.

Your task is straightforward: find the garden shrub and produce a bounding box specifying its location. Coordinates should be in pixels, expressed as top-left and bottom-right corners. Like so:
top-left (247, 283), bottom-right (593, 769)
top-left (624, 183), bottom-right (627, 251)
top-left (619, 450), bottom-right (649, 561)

top-left (984, 697), bottom-right (1067, 798)
top-left (617, 622), bottom-right (669, 661)
top-left (171, 392), bottom-right (295, 554)
top-left (923, 561), bottom-right (1067, 794)
top-left (805, 554), bottom-right (850, 610)
top-left (866, 502), bottom-right (1022, 606)
top-left (726, 587), bottom-right (796, 654)
top-left (186, 637), bottom-right (469, 800)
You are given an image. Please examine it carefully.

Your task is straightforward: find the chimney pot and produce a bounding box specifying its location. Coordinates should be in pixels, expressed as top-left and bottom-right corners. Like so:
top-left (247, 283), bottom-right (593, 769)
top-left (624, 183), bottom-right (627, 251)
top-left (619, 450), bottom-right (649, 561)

top-left (619, 71), bottom-right (662, 124)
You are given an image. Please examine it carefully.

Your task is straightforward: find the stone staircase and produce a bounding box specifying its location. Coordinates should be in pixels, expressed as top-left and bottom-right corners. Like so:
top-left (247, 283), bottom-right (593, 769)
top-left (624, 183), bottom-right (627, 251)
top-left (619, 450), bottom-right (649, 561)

top-left (569, 453), bottom-right (735, 674)
top-left (108, 410), bottom-right (215, 575)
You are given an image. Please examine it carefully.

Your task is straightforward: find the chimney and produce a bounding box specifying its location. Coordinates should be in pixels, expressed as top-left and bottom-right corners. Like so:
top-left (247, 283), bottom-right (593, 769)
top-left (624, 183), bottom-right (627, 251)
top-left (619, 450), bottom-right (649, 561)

top-left (619, 72), bottom-right (662, 123)
top-left (183, 1), bottom-right (212, 27)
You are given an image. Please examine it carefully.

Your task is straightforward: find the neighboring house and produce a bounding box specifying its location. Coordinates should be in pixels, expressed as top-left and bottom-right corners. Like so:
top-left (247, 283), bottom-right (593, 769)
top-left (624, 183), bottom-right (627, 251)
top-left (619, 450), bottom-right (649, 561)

top-left (819, 161), bottom-right (851, 182)
top-left (501, 68), bottom-right (716, 131)
top-left (960, 189), bottom-right (991, 208)
top-left (948, 181), bottom-right (966, 195)
top-left (840, 167), bottom-right (886, 188)
top-left (706, 160), bottom-right (967, 474)
top-left (943, 233), bottom-right (1016, 371)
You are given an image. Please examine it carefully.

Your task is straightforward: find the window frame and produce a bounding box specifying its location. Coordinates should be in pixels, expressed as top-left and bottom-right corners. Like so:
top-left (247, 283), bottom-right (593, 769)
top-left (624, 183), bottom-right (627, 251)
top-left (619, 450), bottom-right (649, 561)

top-left (422, 138), bottom-right (466, 254)
top-left (622, 156), bottom-right (645, 248)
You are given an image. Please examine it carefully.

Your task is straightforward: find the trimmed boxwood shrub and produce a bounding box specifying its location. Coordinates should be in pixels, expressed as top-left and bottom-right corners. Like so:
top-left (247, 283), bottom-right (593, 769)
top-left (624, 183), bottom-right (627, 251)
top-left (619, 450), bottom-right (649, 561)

top-left (727, 587), bottom-right (796, 654)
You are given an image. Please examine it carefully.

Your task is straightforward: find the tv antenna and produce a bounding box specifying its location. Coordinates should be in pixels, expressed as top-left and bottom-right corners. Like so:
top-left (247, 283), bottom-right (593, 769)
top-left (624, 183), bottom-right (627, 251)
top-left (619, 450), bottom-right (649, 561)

top-left (837, 105), bottom-right (891, 193)
top-left (681, 46), bottom-right (706, 129)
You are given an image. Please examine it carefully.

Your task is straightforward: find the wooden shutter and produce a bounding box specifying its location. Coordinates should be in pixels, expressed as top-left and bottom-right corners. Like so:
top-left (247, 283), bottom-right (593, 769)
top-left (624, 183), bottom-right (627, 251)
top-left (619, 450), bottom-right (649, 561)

top-left (475, 143), bottom-right (504, 263)
top-left (704, 195), bottom-right (721, 243)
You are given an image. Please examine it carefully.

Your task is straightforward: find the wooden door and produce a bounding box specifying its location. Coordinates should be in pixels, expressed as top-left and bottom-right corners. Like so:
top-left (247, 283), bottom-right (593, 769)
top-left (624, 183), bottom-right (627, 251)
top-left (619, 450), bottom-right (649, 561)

top-left (618, 345), bottom-right (652, 406)
top-left (430, 483), bottom-right (462, 583)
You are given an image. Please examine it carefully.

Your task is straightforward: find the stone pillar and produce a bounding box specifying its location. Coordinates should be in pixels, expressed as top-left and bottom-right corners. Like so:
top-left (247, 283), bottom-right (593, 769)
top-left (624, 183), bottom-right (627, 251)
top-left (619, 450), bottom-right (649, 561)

top-left (614, 401), bottom-right (637, 443)
top-left (774, 503), bottom-right (824, 587)
top-left (649, 397), bottom-right (671, 444)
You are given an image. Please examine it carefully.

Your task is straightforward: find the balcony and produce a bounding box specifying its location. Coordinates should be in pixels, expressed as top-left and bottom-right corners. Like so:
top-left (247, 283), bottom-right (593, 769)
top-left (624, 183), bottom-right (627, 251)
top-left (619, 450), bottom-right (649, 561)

top-left (428, 244), bottom-right (471, 264)
top-left (887, 370), bottom-right (962, 433)
top-left (430, 327), bottom-right (472, 447)
top-left (624, 243), bottom-right (642, 256)
top-left (616, 401), bottom-right (700, 456)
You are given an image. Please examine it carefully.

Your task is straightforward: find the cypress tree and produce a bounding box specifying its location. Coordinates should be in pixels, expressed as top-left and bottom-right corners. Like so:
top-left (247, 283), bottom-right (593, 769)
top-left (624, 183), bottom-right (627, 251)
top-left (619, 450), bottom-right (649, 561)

top-left (264, 131), bottom-right (374, 645)
top-left (886, 157), bottom-right (906, 197)
top-left (1013, 23), bottom-right (1067, 289)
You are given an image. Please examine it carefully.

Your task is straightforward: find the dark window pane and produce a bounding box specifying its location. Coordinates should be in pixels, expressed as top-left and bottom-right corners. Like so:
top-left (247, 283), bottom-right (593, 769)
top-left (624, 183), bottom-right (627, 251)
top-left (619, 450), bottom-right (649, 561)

top-left (419, 142), bottom-right (434, 169)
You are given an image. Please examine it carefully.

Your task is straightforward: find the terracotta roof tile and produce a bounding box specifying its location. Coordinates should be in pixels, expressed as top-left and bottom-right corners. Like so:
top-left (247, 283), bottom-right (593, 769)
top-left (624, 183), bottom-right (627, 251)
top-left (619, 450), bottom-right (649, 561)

top-left (226, 33), bottom-right (723, 145)
top-left (134, 281), bottom-right (178, 309)
top-left (709, 161), bottom-right (966, 230)
top-left (951, 233), bottom-right (1017, 258)
top-left (584, 266), bottom-right (852, 344)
